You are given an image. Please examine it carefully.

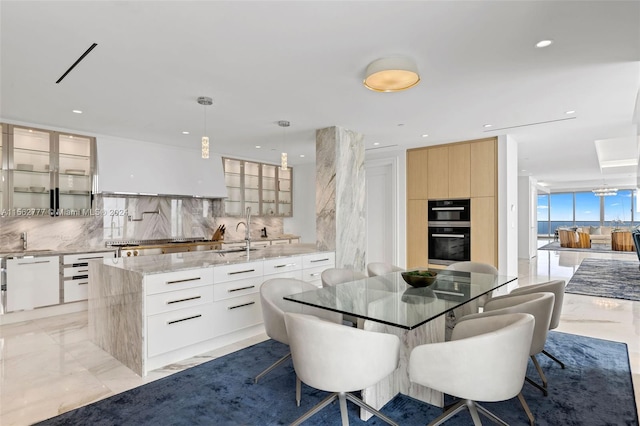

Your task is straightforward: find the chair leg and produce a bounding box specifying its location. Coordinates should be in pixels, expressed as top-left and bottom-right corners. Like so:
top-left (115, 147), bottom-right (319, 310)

top-left (296, 376), bottom-right (301, 407)
top-left (254, 352), bottom-right (291, 384)
top-left (475, 402), bottom-right (509, 426)
top-left (466, 401), bottom-right (483, 426)
top-left (427, 400), bottom-right (468, 426)
top-left (338, 392), bottom-right (349, 426)
top-left (517, 392), bottom-right (535, 426)
top-left (344, 392), bottom-right (399, 426)
top-left (525, 355), bottom-right (549, 396)
top-left (542, 349), bottom-right (566, 369)
top-left (290, 393), bottom-right (338, 426)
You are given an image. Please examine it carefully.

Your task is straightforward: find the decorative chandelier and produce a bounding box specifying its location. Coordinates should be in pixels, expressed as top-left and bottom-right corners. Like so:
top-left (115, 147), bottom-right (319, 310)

top-left (592, 186), bottom-right (618, 196)
top-left (278, 120), bottom-right (290, 170)
top-left (197, 96), bottom-right (213, 159)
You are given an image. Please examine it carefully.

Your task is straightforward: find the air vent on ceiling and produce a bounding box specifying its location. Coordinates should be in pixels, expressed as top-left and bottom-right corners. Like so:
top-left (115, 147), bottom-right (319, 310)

top-left (483, 116), bottom-right (576, 132)
top-left (55, 43), bottom-right (98, 84)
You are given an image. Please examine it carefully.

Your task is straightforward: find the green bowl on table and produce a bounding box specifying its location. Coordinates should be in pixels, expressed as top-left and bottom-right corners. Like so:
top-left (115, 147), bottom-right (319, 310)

top-left (401, 270), bottom-right (438, 288)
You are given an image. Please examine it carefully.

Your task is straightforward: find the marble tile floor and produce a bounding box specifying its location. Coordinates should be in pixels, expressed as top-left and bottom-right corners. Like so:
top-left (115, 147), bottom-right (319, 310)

top-left (1, 240), bottom-right (639, 425)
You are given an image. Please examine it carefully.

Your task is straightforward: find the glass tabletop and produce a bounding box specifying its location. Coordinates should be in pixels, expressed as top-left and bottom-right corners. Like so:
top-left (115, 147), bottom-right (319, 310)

top-left (284, 269), bottom-right (517, 330)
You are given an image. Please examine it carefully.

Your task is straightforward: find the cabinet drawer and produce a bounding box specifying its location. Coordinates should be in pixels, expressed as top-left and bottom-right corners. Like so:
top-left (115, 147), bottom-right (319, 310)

top-left (263, 256), bottom-right (302, 275)
top-left (145, 268), bottom-right (214, 295)
top-left (147, 305), bottom-right (215, 357)
top-left (302, 252), bottom-right (335, 269)
top-left (271, 239), bottom-right (290, 245)
top-left (213, 276), bottom-right (264, 301)
top-left (63, 264), bottom-right (91, 278)
top-left (63, 251), bottom-right (115, 265)
top-left (250, 241), bottom-right (270, 248)
top-left (214, 262), bottom-right (263, 283)
top-left (212, 293), bottom-right (263, 338)
top-left (147, 285), bottom-right (214, 315)
top-left (64, 278), bottom-right (89, 303)
top-left (302, 265), bottom-right (333, 284)
top-left (221, 242), bottom-right (246, 249)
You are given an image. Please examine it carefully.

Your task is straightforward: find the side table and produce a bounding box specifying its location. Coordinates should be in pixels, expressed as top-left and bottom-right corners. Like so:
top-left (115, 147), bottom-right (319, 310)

top-left (611, 231), bottom-right (634, 251)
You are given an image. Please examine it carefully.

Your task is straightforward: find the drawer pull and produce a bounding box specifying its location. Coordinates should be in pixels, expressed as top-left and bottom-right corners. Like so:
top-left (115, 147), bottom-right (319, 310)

top-left (228, 269), bottom-right (255, 275)
top-left (17, 260), bottom-right (51, 265)
top-left (309, 272), bottom-right (320, 277)
top-left (77, 256), bottom-right (105, 261)
top-left (72, 275), bottom-right (89, 280)
top-left (309, 258), bottom-right (330, 263)
top-left (77, 269), bottom-right (89, 273)
top-left (78, 281), bottom-right (89, 286)
top-left (274, 263), bottom-right (296, 269)
top-left (167, 314), bottom-right (202, 325)
top-left (166, 277), bottom-right (201, 284)
top-left (167, 295), bottom-right (202, 305)
top-left (228, 301), bottom-right (255, 310)
top-left (228, 285), bottom-right (255, 293)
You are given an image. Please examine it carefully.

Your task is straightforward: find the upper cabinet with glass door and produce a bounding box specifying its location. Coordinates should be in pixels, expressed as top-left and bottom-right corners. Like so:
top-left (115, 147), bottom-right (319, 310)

top-left (0, 124), bottom-right (5, 212)
top-left (3, 124), bottom-right (95, 217)
top-left (222, 157), bottom-right (293, 217)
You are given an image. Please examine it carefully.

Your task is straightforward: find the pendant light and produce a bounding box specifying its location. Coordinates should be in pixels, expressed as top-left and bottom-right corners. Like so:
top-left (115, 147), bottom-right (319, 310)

top-left (197, 96), bottom-right (213, 159)
top-left (278, 120), bottom-right (290, 170)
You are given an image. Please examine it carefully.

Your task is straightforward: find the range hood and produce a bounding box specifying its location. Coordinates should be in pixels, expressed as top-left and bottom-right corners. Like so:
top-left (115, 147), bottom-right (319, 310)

top-left (96, 136), bottom-right (227, 198)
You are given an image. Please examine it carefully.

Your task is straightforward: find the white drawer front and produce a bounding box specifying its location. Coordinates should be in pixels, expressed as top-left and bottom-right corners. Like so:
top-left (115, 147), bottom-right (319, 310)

top-left (302, 265), bottom-right (332, 284)
top-left (63, 251), bottom-right (115, 265)
top-left (214, 262), bottom-right (263, 283)
top-left (271, 239), bottom-right (290, 245)
top-left (64, 279), bottom-right (89, 302)
top-left (63, 265), bottom-right (91, 278)
top-left (147, 305), bottom-right (215, 358)
top-left (263, 256), bottom-right (302, 275)
top-left (147, 285), bottom-right (214, 315)
top-left (221, 242), bottom-right (246, 249)
top-left (145, 268), bottom-right (214, 295)
top-left (302, 252), bottom-right (335, 269)
top-left (213, 276), bottom-right (264, 301)
top-left (212, 293), bottom-right (262, 338)
top-left (250, 241), bottom-right (270, 248)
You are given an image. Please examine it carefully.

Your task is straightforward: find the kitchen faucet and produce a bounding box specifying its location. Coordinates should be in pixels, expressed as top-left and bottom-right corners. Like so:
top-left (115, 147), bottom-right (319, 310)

top-left (235, 207), bottom-right (252, 250)
top-left (20, 232), bottom-right (27, 250)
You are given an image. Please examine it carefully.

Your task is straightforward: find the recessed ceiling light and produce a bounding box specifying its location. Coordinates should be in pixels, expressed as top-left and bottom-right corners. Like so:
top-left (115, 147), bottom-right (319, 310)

top-left (483, 124), bottom-right (493, 128)
top-left (535, 39), bottom-right (554, 48)
top-left (565, 110), bottom-right (575, 114)
top-left (72, 110), bottom-right (83, 114)
top-left (255, 145), bottom-right (261, 149)
top-left (182, 131), bottom-right (190, 135)
top-left (299, 154), bottom-right (305, 158)
top-left (421, 134), bottom-right (429, 138)
top-left (373, 142), bottom-right (380, 146)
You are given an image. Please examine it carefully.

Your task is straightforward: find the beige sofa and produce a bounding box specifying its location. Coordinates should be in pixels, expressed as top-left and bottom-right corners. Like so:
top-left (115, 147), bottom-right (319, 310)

top-left (576, 226), bottom-right (613, 244)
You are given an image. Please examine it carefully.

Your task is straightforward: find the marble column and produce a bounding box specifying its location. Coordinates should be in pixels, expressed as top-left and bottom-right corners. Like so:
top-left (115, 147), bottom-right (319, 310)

top-left (316, 126), bottom-right (366, 272)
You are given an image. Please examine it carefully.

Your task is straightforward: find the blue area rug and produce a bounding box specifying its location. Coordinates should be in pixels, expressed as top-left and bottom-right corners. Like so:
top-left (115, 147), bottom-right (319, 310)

top-left (38, 332), bottom-right (638, 426)
top-left (567, 258), bottom-right (640, 301)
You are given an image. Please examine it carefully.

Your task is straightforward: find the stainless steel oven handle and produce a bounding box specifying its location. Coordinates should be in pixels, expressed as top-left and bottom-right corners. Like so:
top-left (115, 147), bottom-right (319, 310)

top-left (432, 234), bottom-right (466, 238)
top-left (431, 207), bottom-right (465, 211)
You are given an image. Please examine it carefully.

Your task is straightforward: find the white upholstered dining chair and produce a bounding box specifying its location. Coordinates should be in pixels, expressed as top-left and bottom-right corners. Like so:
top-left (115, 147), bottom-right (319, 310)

top-left (256, 278), bottom-right (342, 406)
top-left (409, 313), bottom-right (535, 426)
top-left (366, 262), bottom-right (404, 277)
top-left (284, 312), bottom-right (401, 426)
top-left (320, 268), bottom-right (368, 326)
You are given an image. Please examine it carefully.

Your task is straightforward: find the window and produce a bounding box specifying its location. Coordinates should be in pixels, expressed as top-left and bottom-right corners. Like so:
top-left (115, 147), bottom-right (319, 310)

top-left (604, 189), bottom-right (635, 226)
top-left (537, 194), bottom-right (550, 236)
top-left (549, 193), bottom-right (574, 232)
top-left (574, 192), bottom-right (600, 228)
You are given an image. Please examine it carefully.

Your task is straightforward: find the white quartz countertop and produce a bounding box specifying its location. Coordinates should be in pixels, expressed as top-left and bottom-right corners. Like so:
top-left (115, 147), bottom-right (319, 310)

top-left (99, 244), bottom-right (329, 275)
top-left (0, 247), bottom-right (118, 258)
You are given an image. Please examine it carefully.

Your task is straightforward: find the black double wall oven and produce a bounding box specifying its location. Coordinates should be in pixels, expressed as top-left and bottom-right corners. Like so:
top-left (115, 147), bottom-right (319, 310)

top-left (428, 199), bottom-right (471, 265)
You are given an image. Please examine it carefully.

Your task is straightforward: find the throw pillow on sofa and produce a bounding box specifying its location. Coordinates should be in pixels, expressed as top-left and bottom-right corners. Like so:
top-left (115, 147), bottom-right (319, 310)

top-left (589, 226), bottom-right (602, 235)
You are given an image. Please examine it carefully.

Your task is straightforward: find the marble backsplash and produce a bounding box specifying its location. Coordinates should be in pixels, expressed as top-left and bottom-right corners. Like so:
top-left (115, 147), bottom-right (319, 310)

top-left (0, 195), bottom-right (284, 252)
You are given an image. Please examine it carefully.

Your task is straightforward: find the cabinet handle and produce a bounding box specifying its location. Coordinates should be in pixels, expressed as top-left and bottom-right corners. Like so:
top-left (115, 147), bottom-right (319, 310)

top-left (72, 275), bottom-right (89, 280)
top-left (273, 263), bottom-right (296, 269)
top-left (77, 269), bottom-right (89, 273)
top-left (228, 269), bottom-right (255, 275)
top-left (310, 258), bottom-right (329, 263)
top-left (309, 272), bottom-right (320, 277)
top-left (432, 207), bottom-right (465, 211)
top-left (432, 234), bottom-right (466, 238)
top-left (228, 285), bottom-right (255, 293)
top-left (167, 314), bottom-right (202, 325)
top-left (77, 256), bottom-right (105, 261)
top-left (167, 295), bottom-right (202, 305)
top-left (17, 260), bottom-right (51, 265)
top-left (78, 281), bottom-right (89, 286)
top-left (228, 301), bottom-right (255, 310)
top-left (166, 277), bottom-right (201, 284)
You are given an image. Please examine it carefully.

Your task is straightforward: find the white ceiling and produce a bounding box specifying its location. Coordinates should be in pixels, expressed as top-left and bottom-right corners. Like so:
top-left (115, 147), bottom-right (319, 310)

top-left (1, 1), bottom-right (639, 192)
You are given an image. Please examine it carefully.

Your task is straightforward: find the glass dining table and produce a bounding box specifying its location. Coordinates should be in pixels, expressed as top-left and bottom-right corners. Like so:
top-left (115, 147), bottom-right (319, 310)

top-left (284, 269), bottom-right (518, 419)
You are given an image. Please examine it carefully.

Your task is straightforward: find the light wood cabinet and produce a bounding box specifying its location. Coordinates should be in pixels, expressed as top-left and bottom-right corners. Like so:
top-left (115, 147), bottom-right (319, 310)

top-left (407, 148), bottom-right (429, 200)
top-left (427, 146), bottom-right (449, 199)
top-left (448, 143), bottom-right (471, 198)
top-left (471, 138), bottom-right (496, 197)
top-left (471, 196), bottom-right (496, 266)
top-left (407, 199), bottom-right (428, 268)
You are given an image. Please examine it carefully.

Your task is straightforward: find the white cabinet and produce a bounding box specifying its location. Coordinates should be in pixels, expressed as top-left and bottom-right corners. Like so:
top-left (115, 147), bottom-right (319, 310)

top-left (301, 252), bottom-right (335, 287)
top-left (97, 137), bottom-right (227, 198)
top-left (62, 251), bottom-right (116, 303)
top-left (6, 255), bottom-right (60, 311)
top-left (250, 240), bottom-right (271, 249)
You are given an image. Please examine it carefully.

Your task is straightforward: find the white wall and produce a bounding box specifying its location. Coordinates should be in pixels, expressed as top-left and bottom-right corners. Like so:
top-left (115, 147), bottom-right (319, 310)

top-left (283, 162), bottom-right (316, 243)
top-left (497, 135), bottom-right (519, 278)
top-left (518, 176), bottom-right (538, 259)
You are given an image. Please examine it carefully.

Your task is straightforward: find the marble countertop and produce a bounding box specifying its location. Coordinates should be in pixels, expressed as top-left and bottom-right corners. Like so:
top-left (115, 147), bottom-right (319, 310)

top-left (0, 247), bottom-right (118, 258)
top-left (220, 235), bottom-right (300, 244)
top-left (98, 243), bottom-right (328, 275)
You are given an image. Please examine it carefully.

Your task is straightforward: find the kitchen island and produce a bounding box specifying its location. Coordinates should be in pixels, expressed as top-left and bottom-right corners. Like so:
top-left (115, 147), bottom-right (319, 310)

top-left (88, 244), bottom-right (335, 376)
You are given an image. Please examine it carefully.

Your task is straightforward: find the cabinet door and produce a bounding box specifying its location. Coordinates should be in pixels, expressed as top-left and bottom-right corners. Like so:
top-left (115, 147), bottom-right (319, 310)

top-left (471, 197), bottom-right (496, 267)
top-left (11, 126), bottom-right (53, 211)
top-left (6, 255), bottom-right (60, 311)
top-left (261, 164), bottom-right (277, 216)
top-left (448, 143), bottom-right (470, 198)
top-left (243, 161), bottom-right (260, 214)
top-left (407, 199), bottom-right (428, 269)
top-left (58, 134), bottom-right (92, 213)
top-left (471, 138), bottom-right (496, 197)
top-left (407, 148), bottom-right (428, 200)
top-left (277, 166), bottom-right (292, 217)
top-left (427, 146), bottom-right (449, 199)
top-left (1, 124), bottom-right (5, 211)
top-left (223, 158), bottom-right (243, 216)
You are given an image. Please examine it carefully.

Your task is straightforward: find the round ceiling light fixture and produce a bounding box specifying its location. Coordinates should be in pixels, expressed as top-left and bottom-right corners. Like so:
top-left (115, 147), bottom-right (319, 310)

top-left (363, 56), bottom-right (420, 92)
